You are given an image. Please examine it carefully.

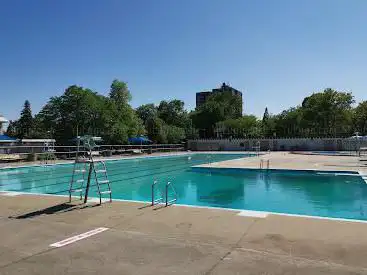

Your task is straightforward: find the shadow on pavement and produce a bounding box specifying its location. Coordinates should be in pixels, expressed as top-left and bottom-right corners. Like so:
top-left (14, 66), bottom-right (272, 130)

top-left (8, 201), bottom-right (100, 219)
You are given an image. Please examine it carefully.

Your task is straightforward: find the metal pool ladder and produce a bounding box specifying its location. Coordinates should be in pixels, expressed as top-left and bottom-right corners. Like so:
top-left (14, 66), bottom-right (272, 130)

top-left (151, 180), bottom-right (177, 207)
top-left (260, 159), bottom-right (270, 170)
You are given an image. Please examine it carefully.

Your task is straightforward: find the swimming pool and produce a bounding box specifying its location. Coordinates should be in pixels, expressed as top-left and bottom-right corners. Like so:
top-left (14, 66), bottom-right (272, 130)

top-left (1, 153), bottom-right (367, 221)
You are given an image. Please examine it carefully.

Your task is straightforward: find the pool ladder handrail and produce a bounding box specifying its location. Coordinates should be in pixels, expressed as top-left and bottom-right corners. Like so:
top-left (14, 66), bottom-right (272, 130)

top-left (165, 181), bottom-right (178, 206)
top-left (206, 155), bottom-right (212, 165)
top-left (260, 159), bottom-right (270, 170)
top-left (152, 180), bottom-right (164, 205)
top-left (151, 180), bottom-right (178, 207)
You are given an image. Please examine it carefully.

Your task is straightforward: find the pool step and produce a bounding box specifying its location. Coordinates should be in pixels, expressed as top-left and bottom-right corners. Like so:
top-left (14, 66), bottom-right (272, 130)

top-left (95, 170), bottom-right (107, 173)
top-left (75, 169), bottom-right (86, 173)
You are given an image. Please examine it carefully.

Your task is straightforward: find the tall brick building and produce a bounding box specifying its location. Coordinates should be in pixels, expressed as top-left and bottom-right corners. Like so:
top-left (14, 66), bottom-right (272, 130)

top-left (196, 83), bottom-right (243, 115)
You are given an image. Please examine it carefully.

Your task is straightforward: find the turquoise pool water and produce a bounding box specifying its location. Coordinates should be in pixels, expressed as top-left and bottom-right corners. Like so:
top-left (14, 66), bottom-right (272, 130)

top-left (1, 153), bottom-right (367, 221)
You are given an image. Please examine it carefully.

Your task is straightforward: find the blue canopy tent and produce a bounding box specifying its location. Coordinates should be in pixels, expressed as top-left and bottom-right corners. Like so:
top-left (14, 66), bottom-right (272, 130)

top-left (128, 136), bottom-right (152, 145)
top-left (0, 135), bottom-right (17, 142)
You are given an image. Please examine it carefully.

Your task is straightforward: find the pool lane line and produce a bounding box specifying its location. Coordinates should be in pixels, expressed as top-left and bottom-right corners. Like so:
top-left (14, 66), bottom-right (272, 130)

top-left (0, 151), bottom-right (252, 172)
top-left (0, 156), bottom-right (207, 189)
top-left (0, 153), bottom-right (247, 182)
top-left (0, 159), bottom-right (200, 191)
top-left (0, 155), bottom-right (223, 183)
top-left (49, 227), bottom-right (109, 248)
top-left (0, 152), bottom-right (193, 171)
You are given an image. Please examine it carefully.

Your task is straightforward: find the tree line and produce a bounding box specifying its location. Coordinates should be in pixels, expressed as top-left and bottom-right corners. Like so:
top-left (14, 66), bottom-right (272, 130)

top-left (6, 82), bottom-right (367, 144)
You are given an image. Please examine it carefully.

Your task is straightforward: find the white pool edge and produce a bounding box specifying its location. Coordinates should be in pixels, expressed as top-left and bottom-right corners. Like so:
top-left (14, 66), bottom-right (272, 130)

top-left (359, 171), bottom-right (367, 184)
top-left (2, 191), bottom-right (367, 224)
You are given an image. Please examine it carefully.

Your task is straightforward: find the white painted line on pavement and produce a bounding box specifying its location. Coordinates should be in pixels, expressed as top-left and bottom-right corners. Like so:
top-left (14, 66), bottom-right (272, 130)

top-left (50, 227), bottom-right (109, 248)
top-left (237, 210), bottom-right (269, 218)
top-left (0, 191), bottom-right (22, 196)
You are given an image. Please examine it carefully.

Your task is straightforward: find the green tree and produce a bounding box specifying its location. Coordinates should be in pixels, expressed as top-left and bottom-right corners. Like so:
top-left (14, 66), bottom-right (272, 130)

top-left (157, 100), bottom-right (189, 128)
top-left (109, 79), bottom-right (132, 108)
top-left (192, 91), bottom-right (242, 137)
top-left (145, 116), bottom-right (167, 143)
top-left (262, 107), bottom-right (269, 122)
top-left (35, 81), bottom-right (144, 144)
top-left (107, 80), bottom-right (144, 143)
top-left (5, 120), bottom-right (18, 138)
top-left (17, 100), bottom-right (33, 138)
top-left (262, 107), bottom-right (274, 137)
top-left (216, 115), bottom-right (262, 138)
top-left (136, 104), bottom-right (158, 125)
top-left (36, 86), bottom-right (102, 143)
top-left (301, 88), bottom-right (354, 137)
top-left (353, 101), bottom-right (367, 135)
top-left (136, 100), bottom-right (191, 143)
top-left (164, 124), bottom-right (185, 143)
top-left (273, 107), bottom-right (302, 137)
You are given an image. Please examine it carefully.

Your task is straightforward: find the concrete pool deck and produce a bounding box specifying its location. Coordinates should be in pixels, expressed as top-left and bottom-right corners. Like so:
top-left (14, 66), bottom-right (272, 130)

top-left (198, 151), bottom-right (367, 174)
top-left (1, 151), bottom-right (367, 274)
top-left (1, 194), bottom-right (367, 274)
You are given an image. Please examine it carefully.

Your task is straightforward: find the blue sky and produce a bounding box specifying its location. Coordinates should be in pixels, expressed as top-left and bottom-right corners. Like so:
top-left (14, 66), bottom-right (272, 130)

top-left (1, 0), bottom-right (367, 120)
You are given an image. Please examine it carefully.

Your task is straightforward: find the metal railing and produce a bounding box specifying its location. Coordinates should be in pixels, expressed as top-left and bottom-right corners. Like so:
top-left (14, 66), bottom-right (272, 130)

top-left (151, 180), bottom-right (164, 206)
top-left (0, 144), bottom-right (185, 163)
top-left (165, 181), bottom-right (177, 206)
top-left (151, 180), bottom-right (178, 207)
top-left (259, 159), bottom-right (270, 170)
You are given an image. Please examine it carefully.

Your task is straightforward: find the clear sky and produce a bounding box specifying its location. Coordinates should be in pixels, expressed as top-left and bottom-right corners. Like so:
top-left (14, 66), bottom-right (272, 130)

top-left (1, 0), bottom-right (366, 120)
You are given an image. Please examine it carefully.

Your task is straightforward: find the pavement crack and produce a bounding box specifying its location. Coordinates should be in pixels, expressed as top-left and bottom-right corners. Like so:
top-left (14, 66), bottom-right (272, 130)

top-left (235, 247), bottom-right (367, 272)
top-left (0, 247), bottom-right (57, 270)
top-left (203, 218), bottom-right (259, 275)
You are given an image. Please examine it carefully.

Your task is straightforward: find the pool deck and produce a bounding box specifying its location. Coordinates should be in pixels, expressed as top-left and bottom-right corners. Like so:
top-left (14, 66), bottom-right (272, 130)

top-left (1, 151), bottom-right (367, 274)
top-left (1, 194), bottom-right (367, 274)
top-left (199, 151), bottom-right (367, 174)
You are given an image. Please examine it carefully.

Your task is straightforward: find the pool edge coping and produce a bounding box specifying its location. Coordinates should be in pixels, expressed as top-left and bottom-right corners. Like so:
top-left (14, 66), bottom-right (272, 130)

top-left (359, 171), bottom-right (367, 183)
top-left (191, 165), bottom-right (362, 175)
top-left (2, 190), bottom-right (367, 224)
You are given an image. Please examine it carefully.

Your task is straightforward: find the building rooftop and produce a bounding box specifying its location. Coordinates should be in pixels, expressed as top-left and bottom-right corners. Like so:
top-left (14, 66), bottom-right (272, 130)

top-left (21, 139), bottom-right (56, 143)
top-left (0, 115), bottom-right (8, 123)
